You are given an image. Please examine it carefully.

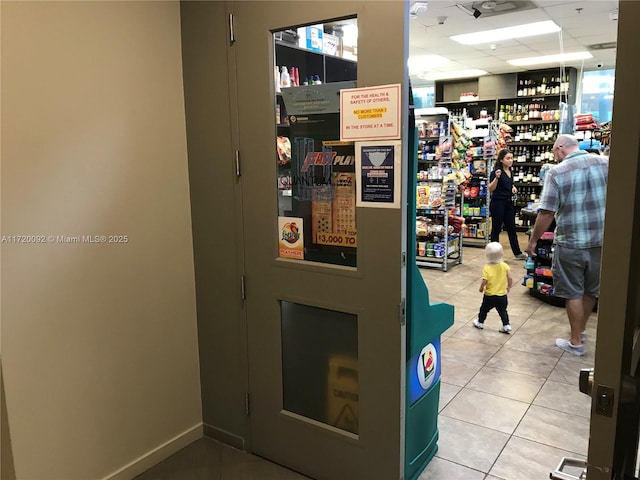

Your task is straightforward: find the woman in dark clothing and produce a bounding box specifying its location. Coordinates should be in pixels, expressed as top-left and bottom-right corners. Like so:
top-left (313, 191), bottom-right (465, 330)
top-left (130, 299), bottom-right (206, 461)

top-left (489, 148), bottom-right (527, 259)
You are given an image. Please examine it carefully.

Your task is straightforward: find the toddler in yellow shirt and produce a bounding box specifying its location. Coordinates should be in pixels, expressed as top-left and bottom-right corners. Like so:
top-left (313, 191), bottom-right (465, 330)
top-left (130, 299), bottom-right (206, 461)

top-left (473, 242), bottom-right (513, 333)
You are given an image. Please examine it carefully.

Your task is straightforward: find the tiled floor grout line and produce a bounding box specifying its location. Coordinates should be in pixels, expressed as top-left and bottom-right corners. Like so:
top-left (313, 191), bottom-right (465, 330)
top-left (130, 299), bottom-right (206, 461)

top-left (422, 236), bottom-right (594, 479)
top-left (448, 305), bottom-right (576, 478)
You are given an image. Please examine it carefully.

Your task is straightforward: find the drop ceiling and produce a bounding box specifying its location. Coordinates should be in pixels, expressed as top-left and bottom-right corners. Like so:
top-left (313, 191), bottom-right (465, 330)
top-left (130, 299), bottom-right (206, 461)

top-left (409, 0), bottom-right (619, 85)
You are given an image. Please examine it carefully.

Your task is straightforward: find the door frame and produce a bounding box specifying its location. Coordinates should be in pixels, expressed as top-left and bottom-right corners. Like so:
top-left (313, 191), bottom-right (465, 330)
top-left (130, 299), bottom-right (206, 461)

top-left (587, 1), bottom-right (640, 478)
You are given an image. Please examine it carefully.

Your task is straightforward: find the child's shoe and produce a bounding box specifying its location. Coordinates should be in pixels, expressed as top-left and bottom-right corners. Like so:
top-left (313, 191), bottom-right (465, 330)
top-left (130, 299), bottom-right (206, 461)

top-left (472, 319), bottom-right (484, 330)
top-left (499, 324), bottom-right (512, 334)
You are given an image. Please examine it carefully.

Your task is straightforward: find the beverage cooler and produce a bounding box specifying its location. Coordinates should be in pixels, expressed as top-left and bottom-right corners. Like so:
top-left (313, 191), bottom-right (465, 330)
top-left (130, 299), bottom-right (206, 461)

top-left (404, 100), bottom-right (455, 480)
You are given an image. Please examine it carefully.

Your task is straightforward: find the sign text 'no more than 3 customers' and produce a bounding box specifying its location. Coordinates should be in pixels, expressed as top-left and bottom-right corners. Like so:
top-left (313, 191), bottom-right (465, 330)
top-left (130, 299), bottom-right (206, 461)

top-left (340, 84), bottom-right (401, 141)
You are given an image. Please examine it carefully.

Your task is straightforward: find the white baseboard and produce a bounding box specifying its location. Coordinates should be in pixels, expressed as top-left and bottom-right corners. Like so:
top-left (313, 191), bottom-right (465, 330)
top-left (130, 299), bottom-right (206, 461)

top-left (102, 422), bottom-right (203, 480)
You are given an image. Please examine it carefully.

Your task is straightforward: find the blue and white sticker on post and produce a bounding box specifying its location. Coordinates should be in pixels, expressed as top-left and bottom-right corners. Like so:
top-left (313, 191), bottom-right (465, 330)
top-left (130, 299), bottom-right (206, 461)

top-left (417, 343), bottom-right (438, 391)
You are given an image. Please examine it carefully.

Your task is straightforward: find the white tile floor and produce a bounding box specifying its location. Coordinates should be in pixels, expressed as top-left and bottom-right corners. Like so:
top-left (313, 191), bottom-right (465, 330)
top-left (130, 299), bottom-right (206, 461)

top-left (136, 235), bottom-right (596, 480)
top-left (417, 234), bottom-right (594, 480)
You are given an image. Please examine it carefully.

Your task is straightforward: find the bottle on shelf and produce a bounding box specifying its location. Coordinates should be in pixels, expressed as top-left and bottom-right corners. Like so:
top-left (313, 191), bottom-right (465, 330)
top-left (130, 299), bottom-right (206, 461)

top-left (275, 66), bottom-right (281, 93)
top-left (280, 66), bottom-right (291, 88)
top-left (526, 168), bottom-right (533, 183)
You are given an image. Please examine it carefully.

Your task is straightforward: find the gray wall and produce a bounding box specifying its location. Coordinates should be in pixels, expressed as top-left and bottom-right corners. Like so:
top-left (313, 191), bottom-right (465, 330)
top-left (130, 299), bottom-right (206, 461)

top-left (1, 2), bottom-right (202, 478)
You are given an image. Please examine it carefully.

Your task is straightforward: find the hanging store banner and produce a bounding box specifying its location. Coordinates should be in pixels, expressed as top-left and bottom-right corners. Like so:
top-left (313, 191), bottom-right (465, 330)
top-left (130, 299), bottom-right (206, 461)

top-left (355, 140), bottom-right (401, 209)
top-left (340, 84), bottom-right (401, 141)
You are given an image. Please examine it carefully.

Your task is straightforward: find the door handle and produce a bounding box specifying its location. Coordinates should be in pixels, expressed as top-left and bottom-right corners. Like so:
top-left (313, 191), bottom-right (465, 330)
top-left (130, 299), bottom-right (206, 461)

top-left (579, 368), bottom-right (594, 396)
top-left (580, 369), bottom-right (614, 417)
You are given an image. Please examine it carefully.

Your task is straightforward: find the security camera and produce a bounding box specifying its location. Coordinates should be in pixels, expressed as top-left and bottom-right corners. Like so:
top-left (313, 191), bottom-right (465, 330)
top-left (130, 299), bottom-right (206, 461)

top-left (597, 63), bottom-right (603, 68)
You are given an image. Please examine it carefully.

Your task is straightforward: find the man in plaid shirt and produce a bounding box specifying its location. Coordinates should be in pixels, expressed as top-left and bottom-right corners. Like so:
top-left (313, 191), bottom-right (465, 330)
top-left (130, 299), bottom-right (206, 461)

top-left (526, 134), bottom-right (609, 356)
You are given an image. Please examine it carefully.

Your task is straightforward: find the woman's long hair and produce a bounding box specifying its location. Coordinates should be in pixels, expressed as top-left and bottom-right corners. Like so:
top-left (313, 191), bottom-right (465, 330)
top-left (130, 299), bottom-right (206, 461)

top-left (494, 148), bottom-right (512, 172)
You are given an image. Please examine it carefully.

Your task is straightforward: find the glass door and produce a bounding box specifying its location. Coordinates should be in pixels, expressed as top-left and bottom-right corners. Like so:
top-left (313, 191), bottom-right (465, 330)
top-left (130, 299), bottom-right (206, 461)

top-left (229, 2), bottom-right (408, 478)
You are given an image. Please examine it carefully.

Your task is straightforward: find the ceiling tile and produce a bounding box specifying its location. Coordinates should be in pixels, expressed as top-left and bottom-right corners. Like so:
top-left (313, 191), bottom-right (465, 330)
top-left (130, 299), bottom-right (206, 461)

top-left (408, 0), bottom-right (619, 72)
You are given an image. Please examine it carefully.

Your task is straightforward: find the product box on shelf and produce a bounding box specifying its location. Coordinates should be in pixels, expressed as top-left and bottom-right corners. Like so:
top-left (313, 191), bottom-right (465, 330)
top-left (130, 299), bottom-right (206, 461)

top-left (297, 25), bottom-right (324, 53)
top-left (323, 33), bottom-right (339, 56)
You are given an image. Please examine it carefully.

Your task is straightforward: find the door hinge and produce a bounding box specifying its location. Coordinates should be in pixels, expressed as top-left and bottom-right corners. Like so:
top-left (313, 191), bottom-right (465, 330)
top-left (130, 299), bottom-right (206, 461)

top-left (399, 298), bottom-right (406, 326)
top-left (229, 13), bottom-right (235, 45)
top-left (245, 392), bottom-right (251, 416)
top-left (240, 275), bottom-right (246, 301)
top-left (402, 251), bottom-right (407, 267)
top-left (235, 150), bottom-right (241, 178)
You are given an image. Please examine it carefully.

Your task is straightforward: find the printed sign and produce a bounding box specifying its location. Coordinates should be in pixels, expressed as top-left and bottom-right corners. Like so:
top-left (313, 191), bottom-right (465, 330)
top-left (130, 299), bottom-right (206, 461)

top-left (281, 81), bottom-right (355, 116)
top-left (355, 141), bottom-right (402, 209)
top-left (316, 232), bottom-right (357, 247)
top-left (340, 84), bottom-right (401, 141)
top-left (278, 217), bottom-right (304, 259)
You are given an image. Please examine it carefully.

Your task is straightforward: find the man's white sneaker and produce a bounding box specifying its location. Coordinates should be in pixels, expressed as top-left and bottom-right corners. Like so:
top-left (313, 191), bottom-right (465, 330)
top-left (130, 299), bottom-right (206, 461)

top-left (556, 338), bottom-right (585, 356)
top-left (472, 319), bottom-right (484, 330)
top-left (499, 324), bottom-right (512, 334)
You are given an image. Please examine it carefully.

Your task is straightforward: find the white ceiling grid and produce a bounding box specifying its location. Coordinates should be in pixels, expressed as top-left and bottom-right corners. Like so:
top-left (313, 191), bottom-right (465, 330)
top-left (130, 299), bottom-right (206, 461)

top-left (409, 0), bottom-right (619, 83)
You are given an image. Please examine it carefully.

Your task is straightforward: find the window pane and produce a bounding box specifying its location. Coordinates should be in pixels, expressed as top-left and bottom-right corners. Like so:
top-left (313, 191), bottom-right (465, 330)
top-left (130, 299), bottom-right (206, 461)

top-left (280, 301), bottom-right (359, 434)
top-left (274, 19), bottom-right (358, 266)
top-left (580, 69), bottom-right (615, 124)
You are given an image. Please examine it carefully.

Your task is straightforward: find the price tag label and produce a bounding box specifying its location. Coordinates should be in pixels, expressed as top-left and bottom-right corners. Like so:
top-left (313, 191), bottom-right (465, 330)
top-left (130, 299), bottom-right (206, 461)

top-left (316, 232), bottom-right (358, 247)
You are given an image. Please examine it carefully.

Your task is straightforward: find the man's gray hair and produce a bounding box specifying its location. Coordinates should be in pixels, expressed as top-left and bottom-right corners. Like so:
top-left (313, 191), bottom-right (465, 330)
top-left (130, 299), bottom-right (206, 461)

top-left (555, 134), bottom-right (579, 148)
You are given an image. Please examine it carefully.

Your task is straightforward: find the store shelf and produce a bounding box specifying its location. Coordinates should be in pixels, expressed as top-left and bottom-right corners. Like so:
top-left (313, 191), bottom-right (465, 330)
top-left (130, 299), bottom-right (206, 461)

top-left (513, 162), bottom-right (545, 166)
top-left (500, 94), bottom-right (562, 102)
top-left (462, 236), bottom-right (488, 248)
top-left (507, 120), bottom-right (559, 125)
top-left (416, 243), bottom-right (461, 268)
top-left (417, 177), bottom-right (444, 183)
top-left (415, 112), bottom-right (463, 272)
top-left (436, 99), bottom-right (497, 106)
top-left (275, 41), bottom-right (357, 87)
top-left (529, 288), bottom-right (565, 307)
top-left (509, 141), bottom-right (555, 146)
top-left (522, 234), bottom-right (566, 306)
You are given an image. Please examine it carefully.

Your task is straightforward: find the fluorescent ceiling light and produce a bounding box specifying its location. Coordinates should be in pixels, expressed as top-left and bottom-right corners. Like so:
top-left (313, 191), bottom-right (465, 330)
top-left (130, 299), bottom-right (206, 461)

top-left (408, 54), bottom-right (450, 74)
top-left (450, 20), bottom-right (561, 45)
top-left (418, 69), bottom-right (488, 81)
top-left (508, 51), bottom-right (593, 66)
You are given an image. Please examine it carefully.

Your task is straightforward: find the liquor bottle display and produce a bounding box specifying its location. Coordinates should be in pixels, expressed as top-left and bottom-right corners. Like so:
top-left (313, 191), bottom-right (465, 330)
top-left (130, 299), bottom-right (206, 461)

top-left (432, 67), bottom-right (578, 232)
top-left (499, 68), bottom-right (576, 230)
